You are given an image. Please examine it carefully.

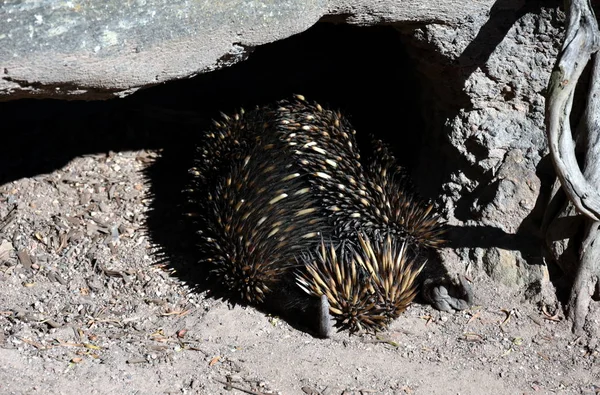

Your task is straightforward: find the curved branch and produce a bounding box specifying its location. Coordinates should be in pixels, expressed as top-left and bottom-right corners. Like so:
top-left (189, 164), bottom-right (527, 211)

top-left (545, 0), bottom-right (600, 221)
top-left (546, 2), bottom-right (600, 334)
top-left (568, 49), bottom-right (600, 334)
top-left (582, 54), bottom-right (600, 180)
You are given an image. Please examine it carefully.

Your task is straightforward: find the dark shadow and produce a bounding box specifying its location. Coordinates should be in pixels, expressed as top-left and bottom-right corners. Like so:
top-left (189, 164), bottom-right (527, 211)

top-left (0, 98), bottom-right (203, 184)
top-left (456, 0), bottom-right (549, 73)
top-left (444, 225), bottom-right (541, 256)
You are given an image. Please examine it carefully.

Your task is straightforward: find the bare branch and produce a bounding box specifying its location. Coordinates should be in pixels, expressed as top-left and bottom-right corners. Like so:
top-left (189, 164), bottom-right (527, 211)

top-left (567, 220), bottom-right (600, 333)
top-left (567, 41), bottom-right (600, 335)
top-left (545, 0), bottom-right (600, 221)
top-left (582, 53), bottom-right (600, 181)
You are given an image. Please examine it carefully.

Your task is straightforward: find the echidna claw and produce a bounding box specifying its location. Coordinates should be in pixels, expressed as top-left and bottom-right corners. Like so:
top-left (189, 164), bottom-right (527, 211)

top-left (423, 274), bottom-right (474, 313)
top-left (316, 294), bottom-right (333, 338)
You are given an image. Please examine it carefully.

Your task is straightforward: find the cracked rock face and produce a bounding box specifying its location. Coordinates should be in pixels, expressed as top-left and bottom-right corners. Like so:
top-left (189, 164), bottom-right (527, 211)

top-left (401, 4), bottom-right (564, 295)
top-left (0, 0), bottom-right (496, 100)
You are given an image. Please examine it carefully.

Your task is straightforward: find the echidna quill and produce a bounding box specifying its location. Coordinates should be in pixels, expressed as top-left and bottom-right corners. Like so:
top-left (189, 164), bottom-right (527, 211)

top-left (269, 95), bottom-right (446, 250)
top-left (296, 233), bottom-right (425, 334)
top-left (185, 109), bottom-right (333, 337)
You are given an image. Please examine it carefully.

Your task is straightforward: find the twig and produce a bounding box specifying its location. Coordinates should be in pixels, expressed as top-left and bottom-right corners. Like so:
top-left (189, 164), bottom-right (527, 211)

top-left (214, 379), bottom-right (268, 395)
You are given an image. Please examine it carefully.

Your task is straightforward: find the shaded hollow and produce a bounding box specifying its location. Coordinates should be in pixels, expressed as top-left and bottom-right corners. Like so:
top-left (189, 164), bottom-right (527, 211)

top-left (0, 21), bottom-right (446, 333)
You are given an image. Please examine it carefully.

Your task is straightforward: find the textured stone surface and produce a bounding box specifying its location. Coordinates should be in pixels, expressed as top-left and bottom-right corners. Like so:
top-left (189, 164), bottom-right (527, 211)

top-left (0, 0), bottom-right (496, 99)
top-left (401, 4), bottom-right (564, 292)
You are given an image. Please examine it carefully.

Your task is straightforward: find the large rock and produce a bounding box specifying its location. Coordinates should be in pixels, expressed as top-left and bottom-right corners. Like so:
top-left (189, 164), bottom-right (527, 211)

top-left (0, 0), bottom-right (495, 100)
top-left (401, 4), bottom-right (564, 294)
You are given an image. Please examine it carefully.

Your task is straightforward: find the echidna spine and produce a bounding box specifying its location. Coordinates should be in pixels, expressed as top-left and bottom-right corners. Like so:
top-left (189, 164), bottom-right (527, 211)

top-left (187, 109), bottom-right (328, 305)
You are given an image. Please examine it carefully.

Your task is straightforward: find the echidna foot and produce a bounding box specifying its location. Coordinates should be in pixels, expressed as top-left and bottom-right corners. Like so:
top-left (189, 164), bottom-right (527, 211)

top-left (423, 274), bottom-right (473, 312)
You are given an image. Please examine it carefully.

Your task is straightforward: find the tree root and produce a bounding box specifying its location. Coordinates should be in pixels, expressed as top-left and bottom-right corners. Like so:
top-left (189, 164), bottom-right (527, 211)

top-left (567, 221), bottom-right (600, 333)
top-left (544, 0), bottom-right (600, 334)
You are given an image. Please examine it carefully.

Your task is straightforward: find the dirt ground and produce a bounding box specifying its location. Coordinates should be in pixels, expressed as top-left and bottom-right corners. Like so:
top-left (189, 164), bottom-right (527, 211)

top-left (1, 121), bottom-right (599, 395)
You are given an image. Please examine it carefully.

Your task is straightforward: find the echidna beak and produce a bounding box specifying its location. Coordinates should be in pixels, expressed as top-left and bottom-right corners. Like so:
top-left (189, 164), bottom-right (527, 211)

top-left (316, 294), bottom-right (333, 338)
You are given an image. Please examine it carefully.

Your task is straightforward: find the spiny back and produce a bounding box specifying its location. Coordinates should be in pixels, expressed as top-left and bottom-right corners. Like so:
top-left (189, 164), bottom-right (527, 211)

top-left (189, 109), bottom-right (267, 188)
top-left (267, 95), bottom-right (445, 250)
top-left (190, 120), bottom-right (327, 304)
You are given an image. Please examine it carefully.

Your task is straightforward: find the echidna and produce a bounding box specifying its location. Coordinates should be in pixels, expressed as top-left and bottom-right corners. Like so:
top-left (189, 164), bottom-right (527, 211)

top-left (260, 94), bottom-right (470, 333)
top-left (185, 95), bottom-right (471, 337)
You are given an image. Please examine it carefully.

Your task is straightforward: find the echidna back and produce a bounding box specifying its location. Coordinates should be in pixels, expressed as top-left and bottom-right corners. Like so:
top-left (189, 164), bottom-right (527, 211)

top-left (267, 96), bottom-right (445, 252)
top-left (190, 114), bottom-right (329, 305)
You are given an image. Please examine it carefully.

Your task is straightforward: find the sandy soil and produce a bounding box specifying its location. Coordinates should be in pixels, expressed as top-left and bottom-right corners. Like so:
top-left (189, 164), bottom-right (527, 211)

top-left (1, 134), bottom-right (599, 395)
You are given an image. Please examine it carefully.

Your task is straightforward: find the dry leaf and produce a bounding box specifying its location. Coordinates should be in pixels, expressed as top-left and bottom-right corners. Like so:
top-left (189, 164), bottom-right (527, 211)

top-left (209, 356), bottom-right (221, 366)
top-left (0, 240), bottom-right (14, 263)
top-left (84, 343), bottom-right (101, 350)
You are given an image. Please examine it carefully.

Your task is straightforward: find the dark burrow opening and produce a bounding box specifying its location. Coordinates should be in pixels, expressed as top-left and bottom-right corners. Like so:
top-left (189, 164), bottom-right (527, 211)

top-left (1, 21), bottom-right (451, 334)
top-left (1, 21), bottom-right (432, 192)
